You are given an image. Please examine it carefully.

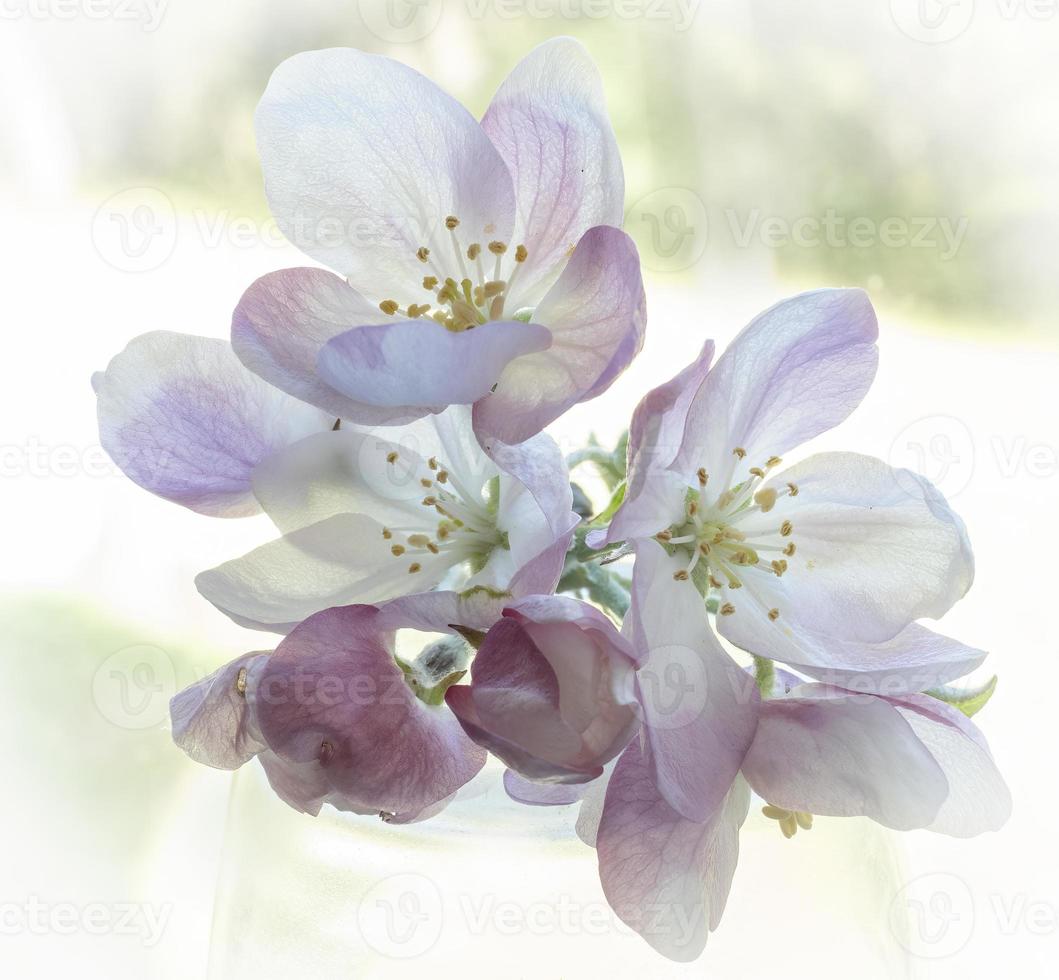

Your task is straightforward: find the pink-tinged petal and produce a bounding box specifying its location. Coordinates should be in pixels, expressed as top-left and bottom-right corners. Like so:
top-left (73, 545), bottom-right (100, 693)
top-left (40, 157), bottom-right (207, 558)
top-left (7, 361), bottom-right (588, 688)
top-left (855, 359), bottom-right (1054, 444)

top-left (507, 513), bottom-right (580, 599)
top-left (731, 452), bottom-right (974, 645)
top-left (504, 769), bottom-right (590, 807)
top-left (741, 689), bottom-right (949, 830)
top-left (95, 332), bottom-right (329, 517)
top-left (256, 605), bottom-right (486, 815)
top-left (446, 619), bottom-right (594, 782)
top-left (778, 623), bottom-right (987, 697)
top-left (889, 694), bottom-right (1011, 837)
top-left (195, 513), bottom-right (451, 633)
top-left (481, 36), bottom-right (624, 307)
top-left (317, 319), bottom-right (551, 410)
top-left (232, 268), bottom-right (427, 425)
top-left (256, 48), bottom-right (515, 290)
top-left (575, 762), bottom-right (616, 847)
top-left (376, 589), bottom-right (507, 635)
top-left (626, 541), bottom-right (759, 821)
top-left (257, 750), bottom-right (335, 817)
top-left (170, 652), bottom-right (268, 769)
top-left (481, 429), bottom-right (574, 538)
top-left (627, 340), bottom-right (715, 496)
top-left (473, 227), bottom-right (646, 445)
top-left (596, 468), bottom-right (688, 548)
top-left (675, 289), bottom-right (878, 489)
top-left (596, 740), bottom-right (749, 962)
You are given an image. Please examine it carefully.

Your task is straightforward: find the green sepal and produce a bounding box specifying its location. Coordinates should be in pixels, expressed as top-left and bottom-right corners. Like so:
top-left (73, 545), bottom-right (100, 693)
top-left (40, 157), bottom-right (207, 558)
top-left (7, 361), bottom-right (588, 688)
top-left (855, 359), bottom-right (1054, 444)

top-left (926, 675), bottom-right (998, 717)
top-left (449, 624), bottom-right (488, 651)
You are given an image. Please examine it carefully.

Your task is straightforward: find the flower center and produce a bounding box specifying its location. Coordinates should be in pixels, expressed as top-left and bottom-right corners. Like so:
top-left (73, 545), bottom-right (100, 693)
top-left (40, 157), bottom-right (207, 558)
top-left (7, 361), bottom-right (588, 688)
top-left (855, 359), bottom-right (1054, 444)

top-left (380, 449), bottom-right (507, 577)
top-left (657, 448), bottom-right (800, 621)
top-left (377, 215), bottom-right (529, 331)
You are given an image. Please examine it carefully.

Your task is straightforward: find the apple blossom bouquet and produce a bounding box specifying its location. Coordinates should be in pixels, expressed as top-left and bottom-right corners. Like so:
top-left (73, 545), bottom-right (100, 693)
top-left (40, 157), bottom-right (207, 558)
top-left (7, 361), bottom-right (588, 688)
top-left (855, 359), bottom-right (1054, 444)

top-left (94, 38), bottom-right (1009, 961)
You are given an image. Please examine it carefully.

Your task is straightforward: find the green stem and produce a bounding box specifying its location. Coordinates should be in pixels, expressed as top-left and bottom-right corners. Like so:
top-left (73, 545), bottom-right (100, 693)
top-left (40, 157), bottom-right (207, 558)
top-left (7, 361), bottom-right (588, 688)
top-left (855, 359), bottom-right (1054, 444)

top-left (752, 656), bottom-right (775, 699)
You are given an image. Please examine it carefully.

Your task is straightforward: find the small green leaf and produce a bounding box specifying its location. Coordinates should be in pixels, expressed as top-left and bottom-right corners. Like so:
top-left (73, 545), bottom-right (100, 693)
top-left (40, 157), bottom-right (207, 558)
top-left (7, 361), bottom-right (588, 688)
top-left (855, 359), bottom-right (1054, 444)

top-left (449, 624), bottom-right (488, 650)
top-left (926, 675), bottom-right (998, 717)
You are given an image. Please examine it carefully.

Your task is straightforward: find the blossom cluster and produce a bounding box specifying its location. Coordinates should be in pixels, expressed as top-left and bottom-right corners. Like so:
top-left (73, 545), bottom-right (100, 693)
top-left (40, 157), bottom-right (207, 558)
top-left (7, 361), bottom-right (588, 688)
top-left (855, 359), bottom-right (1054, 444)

top-left (94, 38), bottom-right (1009, 960)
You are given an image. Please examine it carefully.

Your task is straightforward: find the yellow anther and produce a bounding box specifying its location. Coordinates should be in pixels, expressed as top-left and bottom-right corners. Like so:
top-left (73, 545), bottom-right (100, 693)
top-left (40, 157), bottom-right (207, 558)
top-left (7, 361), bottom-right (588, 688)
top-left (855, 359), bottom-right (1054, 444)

top-left (235, 667), bottom-right (248, 697)
top-left (483, 280), bottom-right (505, 297)
top-left (754, 487), bottom-right (778, 512)
top-left (698, 542), bottom-right (712, 556)
top-left (720, 603), bottom-right (736, 616)
top-left (688, 500), bottom-right (699, 516)
top-left (422, 496), bottom-right (438, 507)
top-left (515, 244), bottom-right (528, 262)
top-left (768, 608), bottom-right (780, 621)
top-left (656, 530), bottom-right (673, 541)
top-left (733, 447), bottom-right (747, 459)
top-left (408, 562), bottom-right (422, 574)
top-left (445, 215), bottom-right (460, 229)
top-left (423, 276), bottom-right (439, 290)
top-left (749, 467), bottom-right (766, 478)
top-left (781, 521), bottom-right (793, 536)
top-left (436, 470), bottom-right (449, 483)
top-left (391, 545), bottom-right (405, 557)
top-left (408, 534), bottom-right (431, 548)
top-left (708, 574), bottom-right (722, 589)
top-left (386, 451), bottom-right (399, 465)
top-left (428, 457), bottom-right (439, 470)
top-left (420, 478), bottom-right (433, 489)
top-left (379, 300), bottom-right (399, 315)
top-left (787, 482), bottom-right (800, 496)
top-left (697, 467), bottom-right (709, 487)
top-left (673, 570), bottom-right (689, 581)
top-left (767, 456), bottom-right (783, 468)
top-left (488, 241), bottom-right (507, 255)
top-left (783, 542), bottom-right (796, 557)
top-left (437, 523), bottom-right (452, 540)
top-left (467, 243), bottom-right (481, 260)
top-left (416, 247), bottom-right (430, 262)
top-left (382, 528), bottom-right (393, 540)
top-left (796, 812), bottom-right (813, 830)
top-left (427, 542), bottom-right (440, 554)
top-left (780, 815), bottom-right (798, 839)
top-left (771, 559), bottom-right (788, 576)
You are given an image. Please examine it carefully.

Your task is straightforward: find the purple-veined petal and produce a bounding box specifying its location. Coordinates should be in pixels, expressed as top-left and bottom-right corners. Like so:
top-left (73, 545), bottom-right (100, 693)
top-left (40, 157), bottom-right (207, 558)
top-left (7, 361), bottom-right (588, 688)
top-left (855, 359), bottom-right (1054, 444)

top-left (95, 331), bottom-right (329, 517)
top-left (507, 512), bottom-right (581, 599)
top-left (741, 688), bottom-right (949, 831)
top-left (170, 652), bottom-right (268, 769)
top-left (473, 226), bottom-right (646, 445)
top-left (317, 319), bottom-right (551, 410)
top-left (256, 605), bottom-right (486, 815)
top-left (503, 769), bottom-right (590, 807)
top-left (727, 452), bottom-right (974, 647)
top-left (481, 36), bottom-right (624, 307)
top-left (674, 288), bottom-right (878, 490)
top-left (256, 48), bottom-right (515, 291)
top-left (195, 513), bottom-right (452, 633)
top-left (596, 740), bottom-right (749, 962)
top-left (626, 541), bottom-right (759, 821)
top-left (231, 268), bottom-right (428, 425)
top-left (889, 693), bottom-right (1011, 837)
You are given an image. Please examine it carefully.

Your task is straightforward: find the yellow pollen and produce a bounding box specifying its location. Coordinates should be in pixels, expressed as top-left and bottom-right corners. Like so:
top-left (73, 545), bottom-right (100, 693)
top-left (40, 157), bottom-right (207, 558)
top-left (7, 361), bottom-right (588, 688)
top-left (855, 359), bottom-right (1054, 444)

top-left (708, 574), bottom-right (722, 589)
top-left (515, 244), bottom-right (528, 263)
top-left (416, 247), bottom-right (430, 262)
top-left (379, 300), bottom-right (399, 315)
top-left (422, 496), bottom-right (438, 506)
top-left (783, 542), bottom-right (796, 556)
top-left (697, 467), bottom-right (709, 487)
top-left (749, 467), bottom-right (766, 478)
top-left (656, 530), bottom-right (673, 541)
top-left (437, 524), bottom-right (451, 540)
top-left (408, 534), bottom-right (431, 548)
top-left (771, 559), bottom-right (788, 576)
top-left (382, 528), bottom-right (393, 540)
top-left (720, 602), bottom-right (736, 615)
top-left (754, 487), bottom-right (778, 512)
top-left (673, 570), bottom-right (689, 581)
top-left (427, 542), bottom-right (440, 554)
top-left (467, 243), bottom-right (481, 260)
top-left (483, 280), bottom-right (505, 298)
top-left (436, 470), bottom-right (449, 483)
top-left (781, 521), bottom-right (793, 536)
top-left (423, 276), bottom-right (438, 290)
top-left (767, 456), bottom-right (783, 468)
top-left (445, 215), bottom-right (460, 229)
top-left (408, 563), bottom-right (422, 574)
top-left (428, 457), bottom-right (439, 470)
top-left (488, 241), bottom-right (507, 255)
top-left (235, 667), bottom-right (248, 697)
top-left (386, 451), bottom-right (399, 465)
top-left (391, 545), bottom-right (405, 557)
top-left (733, 447), bottom-right (747, 459)
top-left (699, 542), bottom-right (711, 556)
top-left (787, 482), bottom-right (800, 496)
top-left (768, 608), bottom-right (780, 621)
top-left (420, 478), bottom-right (433, 489)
